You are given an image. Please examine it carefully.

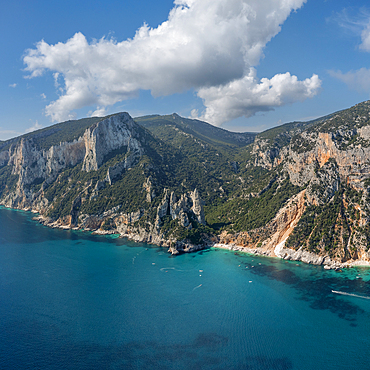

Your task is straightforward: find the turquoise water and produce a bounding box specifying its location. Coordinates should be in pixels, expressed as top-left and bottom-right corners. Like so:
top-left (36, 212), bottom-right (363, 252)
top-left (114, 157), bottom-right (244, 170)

top-left (0, 207), bottom-right (369, 369)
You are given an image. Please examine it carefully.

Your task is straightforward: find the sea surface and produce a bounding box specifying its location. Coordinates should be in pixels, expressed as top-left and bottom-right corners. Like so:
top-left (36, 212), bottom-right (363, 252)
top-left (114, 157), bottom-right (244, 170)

top-left (0, 207), bottom-right (369, 370)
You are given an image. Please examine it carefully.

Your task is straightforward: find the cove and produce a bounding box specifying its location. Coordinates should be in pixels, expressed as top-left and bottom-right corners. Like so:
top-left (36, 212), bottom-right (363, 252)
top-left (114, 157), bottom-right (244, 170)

top-left (0, 207), bottom-right (369, 370)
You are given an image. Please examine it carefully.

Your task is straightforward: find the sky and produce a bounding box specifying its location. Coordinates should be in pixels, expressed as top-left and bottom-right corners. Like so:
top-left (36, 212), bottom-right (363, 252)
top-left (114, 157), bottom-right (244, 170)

top-left (1, 0), bottom-right (370, 140)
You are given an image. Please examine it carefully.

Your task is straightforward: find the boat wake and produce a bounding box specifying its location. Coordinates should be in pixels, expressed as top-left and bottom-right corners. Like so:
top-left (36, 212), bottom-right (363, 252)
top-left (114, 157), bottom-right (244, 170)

top-left (331, 290), bottom-right (370, 300)
top-left (160, 267), bottom-right (184, 272)
top-left (192, 284), bottom-right (202, 291)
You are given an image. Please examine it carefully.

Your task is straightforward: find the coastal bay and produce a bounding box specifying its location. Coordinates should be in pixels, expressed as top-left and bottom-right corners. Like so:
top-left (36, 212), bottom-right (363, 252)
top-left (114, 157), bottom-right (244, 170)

top-left (0, 207), bottom-right (369, 369)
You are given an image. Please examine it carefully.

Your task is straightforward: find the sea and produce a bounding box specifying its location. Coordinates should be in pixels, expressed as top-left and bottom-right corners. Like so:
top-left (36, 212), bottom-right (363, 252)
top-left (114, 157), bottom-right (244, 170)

top-left (0, 206), bottom-right (369, 370)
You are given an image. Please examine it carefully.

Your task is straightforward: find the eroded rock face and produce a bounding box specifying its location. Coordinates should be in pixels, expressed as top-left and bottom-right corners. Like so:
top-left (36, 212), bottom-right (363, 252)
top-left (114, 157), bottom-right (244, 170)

top-left (154, 188), bottom-right (205, 229)
top-left (82, 113), bottom-right (143, 172)
top-left (5, 138), bottom-right (85, 187)
top-left (219, 190), bottom-right (306, 254)
top-left (0, 113), bottom-right (146, 211)
top-left (284, 133), bottom-right (370, 190)
top-left (169, 193), bottom-right (190, 227)
top-left (4, 103), bottom-right (370, 263)
top-left (190, 189), bottom-right (205, 225)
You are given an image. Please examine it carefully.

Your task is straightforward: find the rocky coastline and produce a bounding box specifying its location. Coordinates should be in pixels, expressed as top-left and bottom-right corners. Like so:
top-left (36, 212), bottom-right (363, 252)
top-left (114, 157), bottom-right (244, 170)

top-left (28, 208), bottom-right (370, 269)
top-left (31, 210), bottom-right (207, 254)
top-left (2, 105), bottom-right (370, 269)
top-left (213, 242), bottom-right (370, 270)
top-left (3, 204), bottom-right (369, 269)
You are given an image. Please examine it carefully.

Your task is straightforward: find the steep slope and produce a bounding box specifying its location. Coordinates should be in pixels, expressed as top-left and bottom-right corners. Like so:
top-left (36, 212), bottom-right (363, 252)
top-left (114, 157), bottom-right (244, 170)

top-left (217, 101), bottom-right (370, 267)
top-left (2, 102), bottom-right (370, 267)
top-left (0, 113), bottom-right (213, 249)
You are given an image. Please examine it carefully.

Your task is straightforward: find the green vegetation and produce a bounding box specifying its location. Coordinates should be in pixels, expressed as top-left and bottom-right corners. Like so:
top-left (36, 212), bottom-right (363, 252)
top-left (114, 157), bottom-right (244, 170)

top-left (286, 185), bottom-right (364, 256)
top-left (2, 102), bottom-right (370, 255)
top-left (0, 117), bottom-right (104, 153)
top-left (206, 178), bottom-right (300, 232)
top-left (135, 114), bottom-right (256, 149)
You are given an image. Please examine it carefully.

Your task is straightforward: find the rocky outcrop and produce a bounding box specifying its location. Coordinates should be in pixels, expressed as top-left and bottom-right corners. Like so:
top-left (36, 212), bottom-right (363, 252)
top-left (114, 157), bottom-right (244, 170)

top-left (82, 113), bottom-right (143, 172)
top-left (0, 113), bottom-right (146, 210)
top-left (4, 103), bottom-right (370, 265)
top-left (219, 190), bottom-right (306, 254)
top-left (5, 138), bottom-right (85, 187)
top-left (168, 242), bottom-right (205, 255)
top-left (143, 177), bottom-right (155, 202)
top-left (190, 189), bottom-right (205, 225)
top-left (105, 150), bottom-right (141, 185)
top-left (154, 188), bottom-right (205, 229)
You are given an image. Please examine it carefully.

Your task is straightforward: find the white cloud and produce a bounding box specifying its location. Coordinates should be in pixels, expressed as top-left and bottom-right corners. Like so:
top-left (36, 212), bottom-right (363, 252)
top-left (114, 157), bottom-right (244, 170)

top-left (23, 0), bottom-right (319, 125)
top-left (40, 93), bottom-right (46, 99)
top-left (25, 121), bottom-right (43, 133)
top-left (196, 69), bottom-right (321, 125)
top-left (9, 83), bottom-right (17, 88)
top-left (329, 68), bottom-right (370, 93)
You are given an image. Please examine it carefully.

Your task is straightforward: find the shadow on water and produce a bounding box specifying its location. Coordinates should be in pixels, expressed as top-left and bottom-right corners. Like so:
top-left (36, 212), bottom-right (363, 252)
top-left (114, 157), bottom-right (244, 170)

top-left (242, 260), bottom-right (369, 323)
top-left (0, 319), bottom-right (293, 370)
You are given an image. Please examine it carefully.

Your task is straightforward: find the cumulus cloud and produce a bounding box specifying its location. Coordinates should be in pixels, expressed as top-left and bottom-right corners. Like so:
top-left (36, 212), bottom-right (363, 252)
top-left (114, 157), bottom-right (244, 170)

top-left (23, 0), bottom-right (320, 125)
top-left (9, 83), bottom-right (17, 88)
top-left (196, 69), bottom-right (321, 125)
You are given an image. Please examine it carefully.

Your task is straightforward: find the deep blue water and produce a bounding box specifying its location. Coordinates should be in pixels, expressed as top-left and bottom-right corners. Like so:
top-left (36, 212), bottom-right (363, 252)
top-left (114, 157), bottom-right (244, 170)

top-left (0, 207), bottom-right (369, 369)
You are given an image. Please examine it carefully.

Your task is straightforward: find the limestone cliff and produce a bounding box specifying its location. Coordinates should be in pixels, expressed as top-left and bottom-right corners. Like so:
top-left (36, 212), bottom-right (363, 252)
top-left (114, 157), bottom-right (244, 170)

top-left (219, 101), bottom-right (370, 267)
top-left (2, 102), bottom-right (370, 264)
top-left (0, 111), bottom-right (209, 253)
top-left (0, 113), bottom-right (144, 211)
top-left (82, 113), bottom-right (143, 172)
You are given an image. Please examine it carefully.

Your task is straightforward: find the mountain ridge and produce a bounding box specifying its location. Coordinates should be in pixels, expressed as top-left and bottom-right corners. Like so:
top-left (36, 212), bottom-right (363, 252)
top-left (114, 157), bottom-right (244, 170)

top-left (1, 101), bottom-right (370, 268)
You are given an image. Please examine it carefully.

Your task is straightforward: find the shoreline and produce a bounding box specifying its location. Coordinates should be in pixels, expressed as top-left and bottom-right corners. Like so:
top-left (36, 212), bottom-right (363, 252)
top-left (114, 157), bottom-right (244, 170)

top-left (212, 243), bottom-right (370, 270)
top-left (1, 205), bottom-right (370, 269)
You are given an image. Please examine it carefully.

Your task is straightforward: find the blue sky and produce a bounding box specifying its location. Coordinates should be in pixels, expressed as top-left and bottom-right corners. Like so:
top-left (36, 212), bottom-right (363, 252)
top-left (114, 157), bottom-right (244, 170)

top-left (1, 0), bottom-right (370, 140)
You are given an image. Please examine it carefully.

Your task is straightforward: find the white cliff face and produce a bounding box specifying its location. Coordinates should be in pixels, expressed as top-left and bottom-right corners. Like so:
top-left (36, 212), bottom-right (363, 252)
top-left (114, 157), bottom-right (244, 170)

top-left (0, 113), bottom-right (147, 211)
top-left (0, 112), bottom-right (145, 208)
top-left (0, 137), bottom-right (86, 209)
top-left (6, 138), bottom-right (85, 186)
top-left (82, 113), bottom-right (143, 172)
top-left (190, 188), bottom-right (205, 225)
top-left (154, 188), bottom-right (205, 229)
